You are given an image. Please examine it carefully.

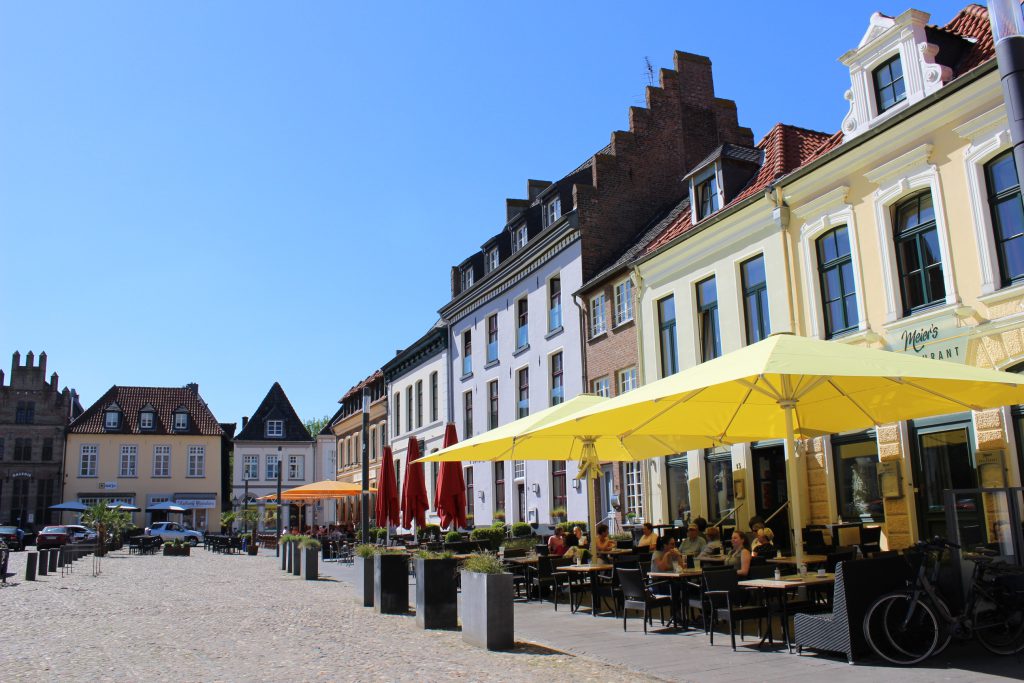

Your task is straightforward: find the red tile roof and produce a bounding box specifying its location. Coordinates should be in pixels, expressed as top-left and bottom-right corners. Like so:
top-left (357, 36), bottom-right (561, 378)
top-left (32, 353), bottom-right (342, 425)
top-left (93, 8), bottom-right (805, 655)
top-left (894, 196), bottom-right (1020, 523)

top-left (941, 4), bottom-right (995, 77)
top-left (340, 370), bottom-right (384, 403)
top-left (69, 385), bottom-right (224, 436)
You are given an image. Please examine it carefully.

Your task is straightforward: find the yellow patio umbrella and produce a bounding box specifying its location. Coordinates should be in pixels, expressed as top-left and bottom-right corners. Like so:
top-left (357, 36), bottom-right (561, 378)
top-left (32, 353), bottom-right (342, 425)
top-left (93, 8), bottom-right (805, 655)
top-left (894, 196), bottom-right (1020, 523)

top-left (524, 332), bottom-right (1024, 561)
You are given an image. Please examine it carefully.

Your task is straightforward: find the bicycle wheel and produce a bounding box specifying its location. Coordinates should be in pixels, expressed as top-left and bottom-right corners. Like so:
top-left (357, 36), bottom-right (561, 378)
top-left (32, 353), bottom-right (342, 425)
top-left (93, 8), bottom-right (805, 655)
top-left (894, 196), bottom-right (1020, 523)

top-left (864, 593), bottom-right (943, 665)
top-left (975, 601), bottom-right (1024, 655)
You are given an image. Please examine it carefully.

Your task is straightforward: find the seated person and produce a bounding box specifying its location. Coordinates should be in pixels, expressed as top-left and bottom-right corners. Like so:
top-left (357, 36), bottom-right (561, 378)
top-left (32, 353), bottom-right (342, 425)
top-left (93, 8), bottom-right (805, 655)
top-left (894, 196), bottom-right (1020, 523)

top-left (692, 516), bottom-right (709, 539)
top-left (746, 517), bottom-right (765, 545)
top-left (572, 525), bottom-right (588, 548)
top-left (699, 525), bottom-right (723, 556)
top-left (725, 530), bottom-right (752, 577)
top-left (678, 523), bottom-right (707, 556)
top-left (547, 527), bottom-right (568, 556)
top-left (594, 523), bottom-right (616, 553)
top-left (750, 526), bottom-right (776, 558)
top-left (636, 523), bottom-right (658, 553)
top-left (652, 536), bottom-right (683, 572)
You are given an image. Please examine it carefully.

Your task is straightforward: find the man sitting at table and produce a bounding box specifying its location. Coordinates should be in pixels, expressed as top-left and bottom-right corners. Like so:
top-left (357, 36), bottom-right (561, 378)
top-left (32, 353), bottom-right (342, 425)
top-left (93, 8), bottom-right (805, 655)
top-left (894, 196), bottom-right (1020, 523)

top-left (652, 536), bottom-right (683, 572)
top-left (547, 527), bottom-right (568, 556)
top-left (594, 523), bottom-right (616, 553)
top-left (678, 523), bottom-right (706, 556)
top-left (699, 526), bottom-right (723, 557)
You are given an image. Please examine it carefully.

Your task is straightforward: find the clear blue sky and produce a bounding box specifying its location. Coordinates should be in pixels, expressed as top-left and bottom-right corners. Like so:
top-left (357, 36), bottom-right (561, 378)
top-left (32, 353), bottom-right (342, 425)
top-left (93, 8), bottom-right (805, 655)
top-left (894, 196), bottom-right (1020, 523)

top-left (0, 1), bottom-right (976, 426)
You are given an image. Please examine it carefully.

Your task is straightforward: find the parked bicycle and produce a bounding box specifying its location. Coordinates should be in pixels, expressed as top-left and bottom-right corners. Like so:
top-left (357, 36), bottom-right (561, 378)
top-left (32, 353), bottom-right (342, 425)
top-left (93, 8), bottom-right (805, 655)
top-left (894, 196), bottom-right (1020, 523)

top-left (863, 536), bottom-right (1024, 665)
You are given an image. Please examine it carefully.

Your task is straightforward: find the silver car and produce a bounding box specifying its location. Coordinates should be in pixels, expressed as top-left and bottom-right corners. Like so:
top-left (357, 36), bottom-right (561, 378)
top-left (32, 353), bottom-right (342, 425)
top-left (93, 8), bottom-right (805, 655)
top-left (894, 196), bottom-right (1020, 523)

top-left (145, 521), bottom-right (203, 546)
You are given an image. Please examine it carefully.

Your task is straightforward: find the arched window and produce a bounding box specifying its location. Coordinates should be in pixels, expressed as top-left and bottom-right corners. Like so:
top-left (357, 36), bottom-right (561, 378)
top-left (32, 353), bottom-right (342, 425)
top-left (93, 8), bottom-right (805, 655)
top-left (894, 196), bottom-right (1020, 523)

top-left (894, 192), bottom-right (944, 315)
top-left (985, 151), bottom-right (1024, 287)
top-left (816, 226), bottom-right (858, 337)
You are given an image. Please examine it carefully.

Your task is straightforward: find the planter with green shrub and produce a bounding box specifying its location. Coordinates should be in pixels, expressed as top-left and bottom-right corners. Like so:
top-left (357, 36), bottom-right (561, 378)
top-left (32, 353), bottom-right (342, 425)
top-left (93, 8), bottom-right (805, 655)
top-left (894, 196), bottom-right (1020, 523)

top-left (162, 538), bottom-right (191, 557)
top-left (300, 537), bottom-right (321, 580)
top-left (470, 524), bottom-right (506, 551)
top-left (444, 530), bottom-right (462, 543)
top-left (416, 524), bottom-right (441, 543)
top-left (511, 522), bottom-right (532, 538)
top-left (374, 549), bottom-right (409, 615)
top-left (414, 550), bottom-right (457, 629)
top-left (354, 544), bottom-right (377, 607)
top-left (279, 534), bottom-right (296, 570)
top-left (461, 553), bottom-right (513, 650)
top-left (291, 538), bottom-right (302, 576)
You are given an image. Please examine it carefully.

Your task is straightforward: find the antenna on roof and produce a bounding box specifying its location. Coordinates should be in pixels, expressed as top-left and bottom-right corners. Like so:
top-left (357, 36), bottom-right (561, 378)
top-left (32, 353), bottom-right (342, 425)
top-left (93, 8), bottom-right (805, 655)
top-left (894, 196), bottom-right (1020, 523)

top-left (644, 57), bottom-right (654, 87)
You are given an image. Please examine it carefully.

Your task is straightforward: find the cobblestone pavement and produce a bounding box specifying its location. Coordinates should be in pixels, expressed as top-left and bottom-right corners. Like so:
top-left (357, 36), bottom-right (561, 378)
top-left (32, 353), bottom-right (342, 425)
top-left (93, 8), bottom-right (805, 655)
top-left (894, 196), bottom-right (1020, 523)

top-left (0, 549), bottom-right (655, 683)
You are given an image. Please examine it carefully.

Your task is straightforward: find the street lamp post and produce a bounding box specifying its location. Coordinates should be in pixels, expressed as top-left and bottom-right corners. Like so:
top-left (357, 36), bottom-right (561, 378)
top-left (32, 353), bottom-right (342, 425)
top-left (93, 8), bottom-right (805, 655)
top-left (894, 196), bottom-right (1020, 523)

top-left (990, 0), bottom-right (1024, 181)
top-left (276, 445), bottom-right (282, 557)
top-left (361, 387), bottom-right (370, 543)
top-left (243, 478), bottom-right (249, 538)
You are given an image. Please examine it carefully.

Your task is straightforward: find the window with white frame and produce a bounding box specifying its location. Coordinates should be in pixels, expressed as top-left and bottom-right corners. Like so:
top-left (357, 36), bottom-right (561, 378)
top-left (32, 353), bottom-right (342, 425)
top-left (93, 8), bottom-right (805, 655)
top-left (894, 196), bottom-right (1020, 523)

top-left (289, 455), bottom-right (304, 480)
top-left (104, 409), bottom-right (120, 430)
top-left (487, 314), bottom-right (499, 362)
top-left (548, 275), bottom-right (562, 332)
top-left (266, 420), bottom-right (284, 438)
top-left (462, 330), bottom-right (472, 376)
top-left (430, 372), bottom-right (439, 423)
top-left (516, 297), bottom-right (529, 349)
top-left (119, 444), bottom-right (137, 477)
top-left (694, 167), bottom-right (719, 220)
top-left (153, 445), bottom-right (171, 477)
top-left (591, 377), bottom-right (611, 398)
top-left (139, 410), bottom-right (155, 430)
top-left (488, 380), bottom-right (499, 430)
top-left (550, 352), bottom-right (564, 406)
top-left (512, 224), bottom-right (528, 253)
top-left (894, 191), bottom-right (945, 315)
top-left (624, 462), bottom-right (644, 517)
top-left (80, 444), bottom-right (98, 477)
top-left (464, 390), bottom-right (473, 438)
top-left (517, 367), bottom-right (529, 418)
top-left (486, 248), bottom-right (499, 273)
top-left (405, 386), bottom-right (413, 432)
top-left (545, 195), bottom-right (561, 226)
top-left (370, 426), bottom-right (377, 461)
top-left (873, 54), bottom-right (906, 114)
top-left (613, 278), bottom-right (634, 325)
top-left (173, 410), bottom-right (189, 431)
top-left (266, 454), bottom-right (280, 480)
top-left (380, 422), bottom-right (387, 453)
top-left (416, 379), bottom-right (424, 428)
top-left (243, 454), bottom-right (258, 480)
top-left (985, 151), bottom-right (1024, 286)
top-left (514, 460), bottom-right (525, 479)
top-left (187, 446), bottom-right (205, 477)
top-left (618, 367), bottom-right (638, 394)
top-left (393, 393), bottom-right (401, 437)
top-left (589, 293), bottom-right (607, 337)
top-left (461, 266), bottom-right (474, 291)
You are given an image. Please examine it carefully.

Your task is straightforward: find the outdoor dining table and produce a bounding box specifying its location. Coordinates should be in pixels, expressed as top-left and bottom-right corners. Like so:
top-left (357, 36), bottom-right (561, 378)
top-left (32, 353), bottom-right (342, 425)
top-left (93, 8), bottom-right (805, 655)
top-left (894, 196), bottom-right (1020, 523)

top-left (766, 554), bottom-right (829, 567)
top-left (738, 572), bottom-right (835, 651)
top-left (648, 568), bottom-right (703, 630)
top-left (563, 563), bottom-right (615, 615)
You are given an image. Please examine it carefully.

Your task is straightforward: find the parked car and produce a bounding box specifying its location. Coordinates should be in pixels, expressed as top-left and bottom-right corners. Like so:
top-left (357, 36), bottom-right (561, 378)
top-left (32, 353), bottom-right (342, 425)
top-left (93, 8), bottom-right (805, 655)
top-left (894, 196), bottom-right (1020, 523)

top-left (145, 521), bottom-right (203, 546)
top-left (0, 526), bottom-right (25, 551)
top-left (36, 525), bottom-right (71, 550)
top-left (65, 525), bottom-right (98, 542)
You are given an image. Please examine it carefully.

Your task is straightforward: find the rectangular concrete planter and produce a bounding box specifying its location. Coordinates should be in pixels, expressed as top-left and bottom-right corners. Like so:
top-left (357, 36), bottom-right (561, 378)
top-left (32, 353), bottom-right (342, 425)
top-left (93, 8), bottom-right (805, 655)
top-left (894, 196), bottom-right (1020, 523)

top-left (291, 542), bottom-right (301, 576)
top-left (461, 570), bottom-right (514, 650)
top-left (374, 553), bottom-right (409, 614)
top-left (355, 556), bottom-right (374, 607)
top-left (304, 547), bottom-right (319, 580)
top-left (414, 557), bottom-right (458, 629)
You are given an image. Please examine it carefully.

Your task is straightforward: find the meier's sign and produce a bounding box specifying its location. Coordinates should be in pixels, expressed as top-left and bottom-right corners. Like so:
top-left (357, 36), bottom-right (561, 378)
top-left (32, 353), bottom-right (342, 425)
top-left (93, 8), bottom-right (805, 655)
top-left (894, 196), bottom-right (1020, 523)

top-left (887, 313), bottom-right (969, 364)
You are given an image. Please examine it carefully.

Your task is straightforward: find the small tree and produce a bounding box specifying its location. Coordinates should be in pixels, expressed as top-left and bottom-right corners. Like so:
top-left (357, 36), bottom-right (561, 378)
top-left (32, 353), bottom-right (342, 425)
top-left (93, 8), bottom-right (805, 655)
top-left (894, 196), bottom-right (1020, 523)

top-left (237, 508), bottom-right (261, 545)
top-left (82, 503), bottom-right (128, 557)
top-left (220, 511), bottom-right (237, 532)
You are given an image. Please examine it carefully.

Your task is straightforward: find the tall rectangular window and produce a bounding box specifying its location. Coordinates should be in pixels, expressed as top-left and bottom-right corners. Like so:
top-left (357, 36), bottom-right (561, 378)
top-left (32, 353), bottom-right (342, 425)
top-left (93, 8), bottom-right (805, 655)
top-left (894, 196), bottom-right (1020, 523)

top-left (545, 195), bottom-right (561, 226)
top-left (516, 297), bottom-right (529, 349)
top-left (461, 266), bottom-right (474, 291)
top-left (41, 438), bottom-right (53, 461)
top-left (512, 224), bottom-right (528, 253)
top-left (289, 455), bottom-right (304, 480)
top-left (415, 380), bottom-right (424, 428)
top-left (462, 330), bottom-right (472, 376)
top-left (833, 435), bottom-right (884, 522)
top-left (551, 460), bottom-right (567, 513)
top-left (119, 445), bottom-right (137, 477)
top-left (548, 276), bottom-right (562, 331)
top-left (494, 462), bottom-right (506, 517)
top-left (894, 192), bottom-right (944, 314)
top-left (658, 295), bottom-right (678, 376)
top-left (243, 454), bottom-right (258, 480)
top-left (741, 255), bottom-right (770, 344)
top-left (986, 150), bottom-right (1024, 286)
top-left (488, 380), bottom-right (499, 430)
top-left (817, 226), bottom-right (859, 337)
top-left (591, 377), bottom-right (610, 398)
top-left (704, 447), bottom-right (733, 524)
top-left (14, 438), bottom-right (30, 461)
top-left (589, 293), bottom-right (607, 337)
top-left (154, 445), bottom-right (171, 477)
top-left (487, 314), bottom-right (499, 363)
top-left (666, 455), bottom-right (691, 523)
top-left (394, 393), bottom-right (401, 437)
top-left (873, 54), bottom-right (905, 113)
top-left (406, 386), bottom-right (413, 432)
top-left (618, 367), bottom-right (638, 394)
top-left (463, 391), bottom-right (473, 439)
top-left (624, 462), bottom-right (644, 517)
top-left (15, 401), bottom-right (35, 424)
top-left (514, 460), bottom-right (525, 479)
top-left (187, 446), bottom-right (205, 478)
top-left (550, 352), bottom-right (564, 406)
top-left (429, 372), bottom-right (439, 423)
top-left (613, 278), bottom-right (634, 325)
top-left (697, 276), bottom-right (721, 361)
top-left (695, 168), bottom-right (719, 219)
top-left (266, 454), bottom-right (280, 480)
top-left (517, 367), bottom-right (529, 418)
top-left (465, 467), bottom-right (475, 522)
top-left (80, 445), bottom-right (98, 477)
top-left (486, 248), bottom-right (499, 273)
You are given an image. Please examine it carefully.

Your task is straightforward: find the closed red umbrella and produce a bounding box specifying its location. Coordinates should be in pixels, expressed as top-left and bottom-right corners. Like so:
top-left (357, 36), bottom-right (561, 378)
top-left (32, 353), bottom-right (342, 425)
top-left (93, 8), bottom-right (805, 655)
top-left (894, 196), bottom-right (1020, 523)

top-left (434, 423), bottom-right (467, 530)
top-left (375, 446), bottom-right (400, 528)
top-left (401, 437), bottom-right (430, 529)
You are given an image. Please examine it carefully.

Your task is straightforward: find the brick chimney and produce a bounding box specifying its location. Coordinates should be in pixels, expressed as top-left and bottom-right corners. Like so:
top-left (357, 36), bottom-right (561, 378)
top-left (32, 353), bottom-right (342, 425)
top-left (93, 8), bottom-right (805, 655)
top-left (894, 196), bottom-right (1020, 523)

top-left (38, 351), bottom-right (47, 374)
top-left (186, 382), bottom-right (199, 394)
top-left (242, 416), bottom-right (249, 428)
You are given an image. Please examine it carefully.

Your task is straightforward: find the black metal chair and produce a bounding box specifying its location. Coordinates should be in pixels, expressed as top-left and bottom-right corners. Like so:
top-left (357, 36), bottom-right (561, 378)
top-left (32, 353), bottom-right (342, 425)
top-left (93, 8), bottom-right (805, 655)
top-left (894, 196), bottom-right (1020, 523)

top-left (826, 549), bottom-right (856, 573)
top-left (703, 567), bottom-right (771, 650)
top-left (618, 568), bottom-right (672, 633)
top-left (803, 528), bottom-right (830, 555)
top-left (525, 556), bottom-right (568, 608)
top-left (858, 526), bottom-right (882, 556)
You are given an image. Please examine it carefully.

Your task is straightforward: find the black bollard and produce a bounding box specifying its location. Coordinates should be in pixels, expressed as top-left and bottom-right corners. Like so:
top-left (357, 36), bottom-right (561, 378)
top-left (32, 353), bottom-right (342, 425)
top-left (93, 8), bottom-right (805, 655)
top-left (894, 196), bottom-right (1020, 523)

top-left (281, 541), bottom-right (288, 570)
top-left (48, 548), bottom-right (59, 573)
top-left (291, 542), bottom-right (301, 576)
top-left (286, 543), bottom-right (293, 572)
top-left (38, 549), bottom-right (48, 575)
top-left (25, 552), bottom-right (37, 581)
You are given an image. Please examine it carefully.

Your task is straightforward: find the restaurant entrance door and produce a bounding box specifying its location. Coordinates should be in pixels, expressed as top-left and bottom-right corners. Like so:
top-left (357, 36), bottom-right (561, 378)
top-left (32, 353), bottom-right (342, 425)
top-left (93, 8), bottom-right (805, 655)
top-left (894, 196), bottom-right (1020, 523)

top-left (752, 444), bottom-right (790, 552)
top-left (912, 419), bottom-right (979, 541)
top-left (517, 483), bottom-right (525, 523)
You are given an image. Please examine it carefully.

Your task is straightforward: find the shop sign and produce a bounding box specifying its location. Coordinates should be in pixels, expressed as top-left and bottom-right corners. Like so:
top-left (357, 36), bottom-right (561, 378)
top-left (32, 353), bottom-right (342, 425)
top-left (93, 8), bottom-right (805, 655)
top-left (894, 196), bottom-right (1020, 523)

top-left (175, 498), bottom-right (217, 509)
top-left (101, 481), bottom-right (118, 490)
top-left (887, 313), bottom-right (969, 364)
top-left (11, 471), bottom-right (31, 479)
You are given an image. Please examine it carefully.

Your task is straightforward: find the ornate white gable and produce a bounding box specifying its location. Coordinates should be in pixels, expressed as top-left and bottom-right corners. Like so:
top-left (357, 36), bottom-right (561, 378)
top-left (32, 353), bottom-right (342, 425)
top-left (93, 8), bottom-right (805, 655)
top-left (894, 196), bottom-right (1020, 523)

top-left (839, 9), bottom-right (954, 141)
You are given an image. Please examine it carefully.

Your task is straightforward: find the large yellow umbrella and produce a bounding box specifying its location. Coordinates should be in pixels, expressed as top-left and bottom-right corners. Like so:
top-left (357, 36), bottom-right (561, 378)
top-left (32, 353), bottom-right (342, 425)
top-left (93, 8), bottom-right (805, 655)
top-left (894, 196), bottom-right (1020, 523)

top-left (524, 332), bottom-right (1024, 560)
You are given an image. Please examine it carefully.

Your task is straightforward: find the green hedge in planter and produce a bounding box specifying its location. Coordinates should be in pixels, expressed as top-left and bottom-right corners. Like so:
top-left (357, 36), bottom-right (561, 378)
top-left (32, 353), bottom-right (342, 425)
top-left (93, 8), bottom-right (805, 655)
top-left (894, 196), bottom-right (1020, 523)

top-left (555, 521), bottom-right (588, 534)
top-left (511, 522), bottom-right (532, 538)
top-left (469, 526), bottom-right (506, 551)
top-left (444, 530), bottom-right (462, 543)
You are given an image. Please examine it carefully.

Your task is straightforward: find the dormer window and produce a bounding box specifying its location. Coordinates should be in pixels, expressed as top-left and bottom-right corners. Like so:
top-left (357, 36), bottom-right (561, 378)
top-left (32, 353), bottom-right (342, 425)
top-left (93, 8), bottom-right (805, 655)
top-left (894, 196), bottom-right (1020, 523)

top-left (461, 266), bottom-right (474, 291)
top-left (544, 196), bottom-right (561, 227)
top-left (873, 55), bottom-right (905, 114)
top-left (694, 167), bottom-right (720, 220)
top-left (104, 408), bottom-right (121, 431)
top-left (173, 409), bottom-right (189, 431)
top-left (266, 419), bottom-right (284, 438)
top-left (486, 248), bottom-right (499, 273)
top-left (511, 224), bottom-right (528, 253)
top-left (139, 410), bottom-right (155, 430)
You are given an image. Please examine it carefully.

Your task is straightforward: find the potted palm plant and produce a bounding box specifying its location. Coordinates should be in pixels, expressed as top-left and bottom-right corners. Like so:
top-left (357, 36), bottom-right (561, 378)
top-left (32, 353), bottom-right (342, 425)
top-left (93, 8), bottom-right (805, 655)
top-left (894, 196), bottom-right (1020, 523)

top-left (82, 503), bottom-right (128, 557)
top-left (461, 553), bottom-right (514, 650)
top-left (237, 508), bottom-right (261, 556)
top-left (354, 544), bottom-right (377, 607)
top-left (374, 548), bottom-right (409, 615)
top-left (300, 536), bottom-right (320, 580)
top-left (414, 550), bottom-right (458, 630)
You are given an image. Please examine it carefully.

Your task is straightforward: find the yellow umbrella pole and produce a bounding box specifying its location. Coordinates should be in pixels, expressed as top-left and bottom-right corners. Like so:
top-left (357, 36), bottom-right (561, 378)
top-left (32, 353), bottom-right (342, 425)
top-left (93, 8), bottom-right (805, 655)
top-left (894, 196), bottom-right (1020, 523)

top-left (576, 439), bottom-right (601, 549)
top-left (781, 397), bottom-right (805, 565)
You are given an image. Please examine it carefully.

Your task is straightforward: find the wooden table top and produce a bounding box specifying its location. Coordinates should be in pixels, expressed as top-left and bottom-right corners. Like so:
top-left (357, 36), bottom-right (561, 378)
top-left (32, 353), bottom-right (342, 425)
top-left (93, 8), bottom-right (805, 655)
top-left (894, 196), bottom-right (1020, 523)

top-left (738, 572), bottom-right (835, 589)
top-left (766, 554), bottom-right (829, 565)
top-left (649, 569), bottom-right (703, 579)
top-left (504, 556), bottom-right (539, 565)
top-left (563, 563), bottom-right (613, 572)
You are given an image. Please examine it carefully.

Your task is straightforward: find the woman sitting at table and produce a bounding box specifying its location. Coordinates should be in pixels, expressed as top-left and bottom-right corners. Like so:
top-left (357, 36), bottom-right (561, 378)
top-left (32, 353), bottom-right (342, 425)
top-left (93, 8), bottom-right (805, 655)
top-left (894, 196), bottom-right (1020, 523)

top-left (547, 527), bottom-right (568, 557)
top-left (594, 523), bottom-right (616, 553)
top-left (750, 526), bottom-right (776, 558)
top-left (637, 523), bottom-right (658, 553)
top-left (652, 536), bottom-right (683, 572)
top-left (725, 530), bottom-right (752, 577)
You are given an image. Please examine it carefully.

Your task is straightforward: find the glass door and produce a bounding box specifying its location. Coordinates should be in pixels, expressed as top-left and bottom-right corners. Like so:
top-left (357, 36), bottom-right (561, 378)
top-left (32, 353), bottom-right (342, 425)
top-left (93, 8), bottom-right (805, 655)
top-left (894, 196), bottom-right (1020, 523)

top-left (913, 422), bottom-right (979, 541)
top-left (752, 444), bottom-right (790, 551)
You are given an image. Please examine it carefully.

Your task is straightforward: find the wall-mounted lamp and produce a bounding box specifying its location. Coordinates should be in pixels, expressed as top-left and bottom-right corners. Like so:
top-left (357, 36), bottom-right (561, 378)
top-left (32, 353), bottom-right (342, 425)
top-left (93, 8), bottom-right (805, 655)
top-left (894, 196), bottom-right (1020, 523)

top-left (571, 478), bottom-right (582, 492)
top-left (477, 490), bottom-right (485, 502)
top-left (531, 483), bottom-right (540, 496)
